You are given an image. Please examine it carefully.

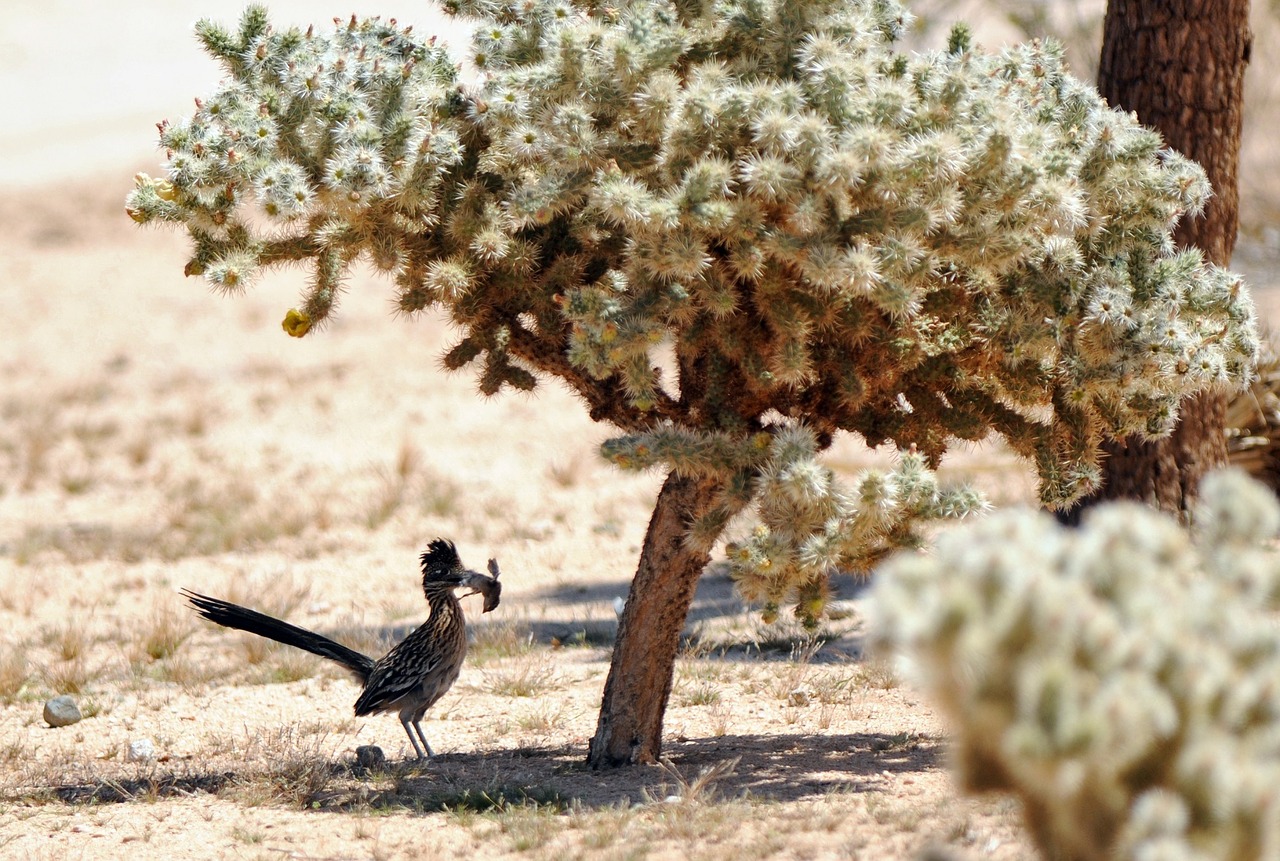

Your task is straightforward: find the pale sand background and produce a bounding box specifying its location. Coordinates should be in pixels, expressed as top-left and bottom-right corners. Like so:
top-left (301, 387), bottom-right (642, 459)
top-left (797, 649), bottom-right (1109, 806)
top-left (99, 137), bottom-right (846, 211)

top-left (0, 3), bottom-right (1277, 860)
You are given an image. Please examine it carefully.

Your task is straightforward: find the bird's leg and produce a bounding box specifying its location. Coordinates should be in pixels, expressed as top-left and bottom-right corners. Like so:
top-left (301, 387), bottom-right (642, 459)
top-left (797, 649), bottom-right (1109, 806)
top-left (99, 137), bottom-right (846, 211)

top-left (400, 714), bottom-right (427, 760)
top-left (411, 720), bottom-right (434, 758)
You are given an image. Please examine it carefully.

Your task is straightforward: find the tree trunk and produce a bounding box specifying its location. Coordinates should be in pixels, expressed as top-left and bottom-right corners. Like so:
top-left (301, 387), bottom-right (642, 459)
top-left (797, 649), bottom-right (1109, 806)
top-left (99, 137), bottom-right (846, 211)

top-left (1060, 0), bottom-right (1251, 522)
top-left (587, 472), bottom-right (725, 768)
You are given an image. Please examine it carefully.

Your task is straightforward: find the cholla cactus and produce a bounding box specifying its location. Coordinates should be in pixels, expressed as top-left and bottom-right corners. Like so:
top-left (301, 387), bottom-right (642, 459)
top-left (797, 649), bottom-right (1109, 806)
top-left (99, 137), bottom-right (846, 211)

top-left (725, 428), bottom-right (984, 627)
top-left (869, 469), bottom-right (1280, 861)
top-left (128, 1), bottom-right (1254, 625)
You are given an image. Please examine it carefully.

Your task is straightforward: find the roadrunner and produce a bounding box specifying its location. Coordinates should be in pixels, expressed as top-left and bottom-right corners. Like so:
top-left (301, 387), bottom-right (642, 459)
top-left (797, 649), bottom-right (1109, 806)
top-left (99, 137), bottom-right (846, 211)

top-left (183, 539), bottom-right (502, 759)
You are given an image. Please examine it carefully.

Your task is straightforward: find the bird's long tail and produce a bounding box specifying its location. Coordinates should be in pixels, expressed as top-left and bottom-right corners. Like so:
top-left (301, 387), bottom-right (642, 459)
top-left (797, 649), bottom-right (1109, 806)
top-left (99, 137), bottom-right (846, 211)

top-left (182, 589), bottom-right (376, 682)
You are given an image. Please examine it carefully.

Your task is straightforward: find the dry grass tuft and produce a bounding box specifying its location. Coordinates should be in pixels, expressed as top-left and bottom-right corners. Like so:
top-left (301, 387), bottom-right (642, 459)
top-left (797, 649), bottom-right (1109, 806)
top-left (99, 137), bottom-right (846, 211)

top-left (41, 657), bottom-right (91, 696)
top-left (143, 651), bottom-right (227, 689)
top-left (135, 600), bottom-right (193, 662)
top-left (481, 652), bottom-right (560, 698)
top-left (516, 701), bottom-right (571, 735)
top-left (230, 726), bottom-right (344, 808)
top-left (419, 473), bottom-right (462, 519)
top-left (545, 457), bottom-right (583, 488)
top-left (641, 757), bottom-right (747, 842)
top-left (46, 621), bottom-right (91, 664)
top-left (469, 619), bottom-right (537, 666)
top-left (0, 650), bottom-right (31, 702)
top-left (13, 403), bottom-right (59, 491)
top-left (488, 802), bottom-right (563, 852)
top-left (652, 756), bottom-right (741, 806)
top-left (364, 438), bottom-right (421, 529)
top-left (362, 438), bottom-right (468, 526)
top-left (675, 680), bottom-right (723, 707)
top-left (254, 651), bottom-right (324, 685)
top-left (853, 660), bottom-right (899, 691)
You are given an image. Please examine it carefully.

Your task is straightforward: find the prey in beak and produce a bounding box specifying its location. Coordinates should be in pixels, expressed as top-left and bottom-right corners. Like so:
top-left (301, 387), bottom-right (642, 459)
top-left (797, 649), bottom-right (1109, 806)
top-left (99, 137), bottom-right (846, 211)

top-left (464, 557), bottom-right (502, 613)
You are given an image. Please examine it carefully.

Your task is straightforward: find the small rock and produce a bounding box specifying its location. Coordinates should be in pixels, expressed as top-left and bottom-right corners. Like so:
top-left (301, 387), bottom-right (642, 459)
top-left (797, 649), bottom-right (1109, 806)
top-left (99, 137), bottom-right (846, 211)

top-left (43, 695), bottom-right (82, 727)
top-left (355, 745), bottom-right (386, 769)
top-left (787, 686), bottom-right (813, 707)
top-left (127, 739), bottom-right (156, 762)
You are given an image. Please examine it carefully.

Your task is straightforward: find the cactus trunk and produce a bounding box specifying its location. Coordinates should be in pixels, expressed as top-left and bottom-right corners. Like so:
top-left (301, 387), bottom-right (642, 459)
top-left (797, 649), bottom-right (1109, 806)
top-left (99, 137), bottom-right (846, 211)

top-left (1060, 0), bottom-right (1250, 521)
top-left (588, 472), bottom-right (725, 768)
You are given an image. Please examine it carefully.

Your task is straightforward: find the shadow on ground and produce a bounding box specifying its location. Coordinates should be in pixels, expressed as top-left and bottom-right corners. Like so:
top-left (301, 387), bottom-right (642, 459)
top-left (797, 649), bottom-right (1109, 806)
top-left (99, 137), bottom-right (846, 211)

top-left (32, 730), bottom-right (938, 810)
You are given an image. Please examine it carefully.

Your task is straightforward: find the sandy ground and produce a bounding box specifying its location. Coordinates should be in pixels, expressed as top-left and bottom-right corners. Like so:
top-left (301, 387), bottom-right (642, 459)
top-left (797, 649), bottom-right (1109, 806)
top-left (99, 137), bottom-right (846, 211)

top-left (3, 2), bottom-right (1280, 860)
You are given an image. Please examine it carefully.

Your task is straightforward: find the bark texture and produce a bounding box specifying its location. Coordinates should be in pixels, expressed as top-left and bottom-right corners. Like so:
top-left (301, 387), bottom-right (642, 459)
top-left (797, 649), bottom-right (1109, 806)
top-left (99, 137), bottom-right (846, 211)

top-left (1062, 0), bottom-right (1251, 522)
top-left (587, 472), bottom-right (726, 768)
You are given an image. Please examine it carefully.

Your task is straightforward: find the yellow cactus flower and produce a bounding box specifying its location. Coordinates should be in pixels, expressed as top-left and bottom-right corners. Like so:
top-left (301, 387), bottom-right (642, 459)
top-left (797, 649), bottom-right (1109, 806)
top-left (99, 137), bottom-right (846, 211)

top-left (282, 308), bottom-right (312, 337)
top-left (802, 597), bottom-right (825, 620)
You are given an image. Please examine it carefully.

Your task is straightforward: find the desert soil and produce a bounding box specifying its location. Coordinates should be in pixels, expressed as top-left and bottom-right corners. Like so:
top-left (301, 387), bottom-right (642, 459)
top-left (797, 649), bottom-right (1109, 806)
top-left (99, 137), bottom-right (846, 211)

top-left (3, 2), bottom-right (1280, 860)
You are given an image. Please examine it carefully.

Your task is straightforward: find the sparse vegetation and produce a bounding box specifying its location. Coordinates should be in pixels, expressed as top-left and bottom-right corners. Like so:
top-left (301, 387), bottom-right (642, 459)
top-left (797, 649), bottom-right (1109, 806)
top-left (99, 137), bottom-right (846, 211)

top-left (675, 681), bottom-right (723, 708)
top-left (143, 651), bottom-right (225, 689)
top-left (254, 651), bottom-right (324, 686)
top-left (482, 654), bottom-right (561, 698)
top-left (0, 653), bottom-right (30, 703)
top-left (136, 600), bottom-right (193, 662)
top-left (228, 726), bottom-right (344, 808)
top-left (516, 702), bottom-right (571, 735)
top-left (45, 622), bottom-right (89, 664)
top-left (469, 619), bottom-right (538, 666)
top-left (41, 658), bottom-right (91, 697)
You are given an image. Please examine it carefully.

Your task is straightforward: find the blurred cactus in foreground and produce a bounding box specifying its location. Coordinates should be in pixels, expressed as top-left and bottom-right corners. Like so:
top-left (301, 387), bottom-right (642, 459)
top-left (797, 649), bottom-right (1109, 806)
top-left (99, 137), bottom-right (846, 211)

top-left (126, 0), bottom-right (1256, 627)
top-left (870, 469), bottom-right (1280, 861)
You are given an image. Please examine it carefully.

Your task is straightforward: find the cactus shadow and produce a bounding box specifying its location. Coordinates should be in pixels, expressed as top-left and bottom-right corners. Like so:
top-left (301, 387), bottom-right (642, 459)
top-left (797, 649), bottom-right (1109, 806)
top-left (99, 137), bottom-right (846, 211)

top-left (34, 732), bottom-right (938, 811)
top-left (520, 566), bottom-right (871, 661)
top-left (366, 730), bottom-right (941, 810)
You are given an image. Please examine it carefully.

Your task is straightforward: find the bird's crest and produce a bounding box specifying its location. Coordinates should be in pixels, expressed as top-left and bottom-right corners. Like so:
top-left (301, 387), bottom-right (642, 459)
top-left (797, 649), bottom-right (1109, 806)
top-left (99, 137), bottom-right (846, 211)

top-left (420, 539), bottom-right (461, 579)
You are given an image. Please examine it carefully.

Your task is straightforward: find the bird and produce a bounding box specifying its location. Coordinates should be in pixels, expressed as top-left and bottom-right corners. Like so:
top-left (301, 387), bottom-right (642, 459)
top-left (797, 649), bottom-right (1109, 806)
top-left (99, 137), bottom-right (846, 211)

top-left (182, 538), bottom-right (502, 760)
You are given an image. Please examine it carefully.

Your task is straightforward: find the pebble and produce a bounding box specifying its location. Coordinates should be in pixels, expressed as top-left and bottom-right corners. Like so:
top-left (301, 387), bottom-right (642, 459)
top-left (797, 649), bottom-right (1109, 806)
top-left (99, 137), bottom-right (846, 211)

top-left (787, 686), bottom-right (813, 707)
top-left (43, 695), bottom-right (82, 727)
top-left (127, 739), bottom-right (156, 762)
top-left (355, 745), bottom-right (386, 769)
